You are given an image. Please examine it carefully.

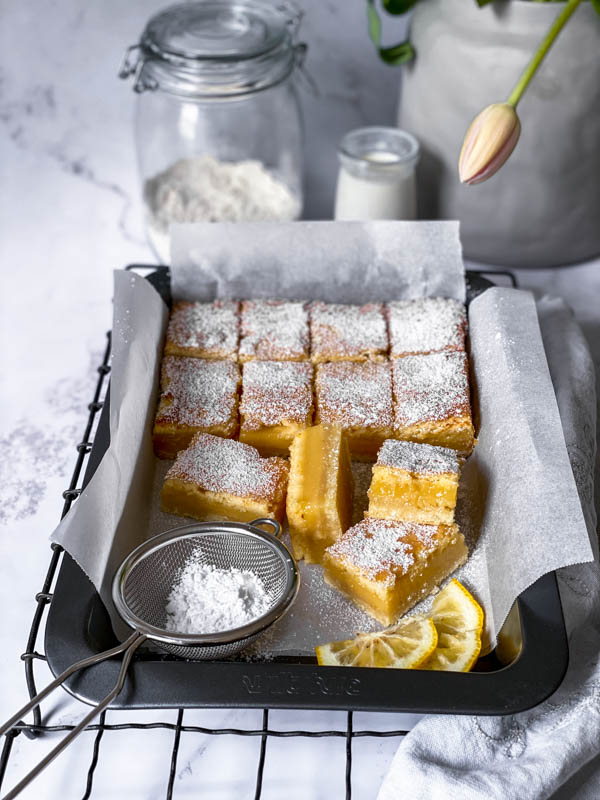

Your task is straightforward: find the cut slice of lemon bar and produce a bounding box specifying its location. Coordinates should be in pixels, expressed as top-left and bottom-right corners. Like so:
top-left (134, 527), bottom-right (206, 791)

top-left (286, 424), bottom-right (353, 564)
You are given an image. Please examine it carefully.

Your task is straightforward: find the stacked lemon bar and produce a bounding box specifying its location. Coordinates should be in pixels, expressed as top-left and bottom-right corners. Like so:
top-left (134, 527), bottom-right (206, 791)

top-left (152, 295), bottom-right (474, 625)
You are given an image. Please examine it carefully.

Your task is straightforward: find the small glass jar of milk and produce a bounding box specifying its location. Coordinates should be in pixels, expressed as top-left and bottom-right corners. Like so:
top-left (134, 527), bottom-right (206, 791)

top-left (334, 127), bottom-right (420, 221)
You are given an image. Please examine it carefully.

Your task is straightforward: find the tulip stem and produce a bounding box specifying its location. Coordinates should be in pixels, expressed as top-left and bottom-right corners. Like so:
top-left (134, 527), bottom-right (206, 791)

top-left (507, 0), bottom-right (583, 108)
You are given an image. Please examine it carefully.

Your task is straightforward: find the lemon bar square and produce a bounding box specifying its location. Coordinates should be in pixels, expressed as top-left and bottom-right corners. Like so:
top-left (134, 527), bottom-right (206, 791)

top-left (239, 361), bottom-right (313, 456)
top-left (315, 361), bottom-right (393, 461)
top-left (153, 357), bottom-right (240, 459)
top-left (392, 351), bottom-right (475, 454)
top-left (387, 298), bottom-right (466, 357)
top-left (161, 433), bottom-right (289, 523)
top-left (367, 439), bottom-right (460, 525)
top-left (239, 299), bottom-right (309, 362)
top-left (287, 424), bottom-right (354, 564)
top-left (309, 301), bottom-right (388, 363)
top-left (323, 518), bottom-right (468, 625)
top-left (164, 300), bottom-right (239, 360)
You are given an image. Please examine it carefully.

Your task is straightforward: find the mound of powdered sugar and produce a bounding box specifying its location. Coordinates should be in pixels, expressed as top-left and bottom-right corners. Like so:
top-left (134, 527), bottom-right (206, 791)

top-left (165, 558), bottom-right (274, 634)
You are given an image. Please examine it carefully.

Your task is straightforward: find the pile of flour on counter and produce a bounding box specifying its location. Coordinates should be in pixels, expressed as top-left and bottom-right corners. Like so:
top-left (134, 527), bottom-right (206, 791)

top-left (165, 558), bottom-right (274, 634)
top-left (144, 155), bottom-right (301, 262)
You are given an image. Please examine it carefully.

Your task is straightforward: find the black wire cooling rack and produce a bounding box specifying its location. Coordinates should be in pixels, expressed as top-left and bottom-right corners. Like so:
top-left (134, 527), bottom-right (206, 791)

top-left (0, 268), bottom-right (520, 800)
top-left (0, 330), bottom-right (411, 800)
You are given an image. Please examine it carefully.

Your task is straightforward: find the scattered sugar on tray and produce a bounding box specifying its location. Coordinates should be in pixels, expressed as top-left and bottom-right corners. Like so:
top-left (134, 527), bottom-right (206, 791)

top-left (393, 351), bottom-right (469, 425)
top-left (166, 433), bottom-right (287, 502)
top-left (241, 361), bottom-right (313, 429)
top-left (239, 299), bottom-right (309, 360)
top-left (167, 301), bottom-right (239, 357)
top-left (326, 518), bottom-right (437, 584)
top-left (316, 361), bottom-right (393, 428)
top-left (157, 357), bottom-right (238, 428)
top-left (387, 297), bottom-right (466, 356)
top-left (310, 301), bottom-right (387, 360)
top-left (165, 558), bottom-right (273, 634)
top-left (377, 439), bottom-right (459, 475)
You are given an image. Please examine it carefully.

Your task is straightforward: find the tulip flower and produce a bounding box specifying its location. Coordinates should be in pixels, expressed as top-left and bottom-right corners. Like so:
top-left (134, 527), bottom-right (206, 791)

top-left (458, 0), bottom-right (583, 185)
top-left (459, 103), bottom-right (521, 185)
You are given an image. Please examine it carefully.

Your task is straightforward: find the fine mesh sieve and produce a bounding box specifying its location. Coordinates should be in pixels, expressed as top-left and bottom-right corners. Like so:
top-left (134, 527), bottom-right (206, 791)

top-left (0, 518), bottom-right (298, 799)
top-left (113, 518), bottom-right (298, 660)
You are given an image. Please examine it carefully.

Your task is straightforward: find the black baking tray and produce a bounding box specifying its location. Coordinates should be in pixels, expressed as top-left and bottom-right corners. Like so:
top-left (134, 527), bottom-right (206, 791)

top-left (45, 268), bottom-right (568, 714)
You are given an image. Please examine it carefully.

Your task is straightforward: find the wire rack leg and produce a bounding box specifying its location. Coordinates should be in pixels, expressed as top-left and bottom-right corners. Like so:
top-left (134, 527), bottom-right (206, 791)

top-left (345, 712), bottom-right (353, 800)
top-left (166, 709), bottom-right (184, 800)
top-left (254, 709), bottom-right (269, 800)
top-left (80, 710), bottom-right (107, 800)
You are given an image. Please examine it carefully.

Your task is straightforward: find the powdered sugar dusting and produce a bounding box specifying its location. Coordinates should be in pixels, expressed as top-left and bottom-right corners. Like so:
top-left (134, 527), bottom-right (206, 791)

top-left (377, 439), bottom-right (459, 475)
top-left (166, 300), bottom-right (239, 358)
top-left (387, 297), bottom-right (466, 356)
top-left (239, 299), bottom-right (309, 361)
top-left (241, 361), bottom-right (313, 429)
top-left (166, 433), bottom-right (288, 502)
top-left (165, 559), bottom-right (273, 634)
top-left (326, 518), bottom-right (437, 585)
top-left (156, 357), bottom-right (239, 428)
top-left (309, 301), bottom-right (387, 361)
top-left (393, 351), bottom-right (470, 426)
top-left (316, 361), bottom-right (393, 428)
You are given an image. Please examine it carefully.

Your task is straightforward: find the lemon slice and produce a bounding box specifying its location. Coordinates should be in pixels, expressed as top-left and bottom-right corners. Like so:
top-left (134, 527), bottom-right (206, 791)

top-left (421, 579), bottom-right (484, 672)
top-left (315, 615), bottom-right (438, 669)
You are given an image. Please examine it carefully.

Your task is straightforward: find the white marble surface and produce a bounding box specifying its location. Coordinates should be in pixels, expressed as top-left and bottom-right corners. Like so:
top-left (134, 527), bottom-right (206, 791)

top-left (0, 1), bottom-right (598, 799)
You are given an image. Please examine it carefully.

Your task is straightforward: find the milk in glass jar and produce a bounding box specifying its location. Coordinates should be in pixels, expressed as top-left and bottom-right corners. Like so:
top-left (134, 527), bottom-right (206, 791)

top-left (119, 1), bottom-right (305, 262)
top-left (334, 127), bottom-right (420, 221)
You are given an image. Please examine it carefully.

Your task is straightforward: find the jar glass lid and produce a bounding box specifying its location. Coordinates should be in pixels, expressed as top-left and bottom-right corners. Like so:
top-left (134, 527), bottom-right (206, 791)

top-left (121, 1), bottom-right (303, 98)
top-left (143, 1), bottom-right (290, 62)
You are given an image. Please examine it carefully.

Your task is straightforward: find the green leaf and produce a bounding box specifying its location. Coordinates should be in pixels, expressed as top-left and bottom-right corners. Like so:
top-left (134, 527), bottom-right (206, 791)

top-left (475, 0), bottom-right (494, 6)
top-left (379, 40), bottom-right (415, 65)
top-left (366, 0), bottom-right (415, 65)
top-left (382, 0), bottom-right (420, 14)
top-left (591, 0), bottom-right (600, 17)
top-left (367, 1), bottom-right (381, 47)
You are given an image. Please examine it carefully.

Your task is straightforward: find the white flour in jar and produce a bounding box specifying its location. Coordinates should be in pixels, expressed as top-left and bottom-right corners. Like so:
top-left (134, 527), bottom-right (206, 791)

top-left (144, 155), bottom-right (301, 262)
top-left (165, 558), bottom-right (274, 634)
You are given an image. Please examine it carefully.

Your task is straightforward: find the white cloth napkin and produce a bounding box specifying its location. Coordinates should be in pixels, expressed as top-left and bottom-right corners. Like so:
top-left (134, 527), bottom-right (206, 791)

top-left (378, 296), bottom-right (600, 800)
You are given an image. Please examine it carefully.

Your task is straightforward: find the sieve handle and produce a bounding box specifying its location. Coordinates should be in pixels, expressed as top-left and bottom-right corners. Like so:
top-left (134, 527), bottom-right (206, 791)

top-left (251, 517), bottom-right (282, 539)
top-left (0, 631), bottom-right (146, 800)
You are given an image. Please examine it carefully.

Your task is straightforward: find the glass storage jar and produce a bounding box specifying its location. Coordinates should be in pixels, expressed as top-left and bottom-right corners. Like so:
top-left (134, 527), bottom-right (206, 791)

top-left (120, 1), bottom-right (305, 263)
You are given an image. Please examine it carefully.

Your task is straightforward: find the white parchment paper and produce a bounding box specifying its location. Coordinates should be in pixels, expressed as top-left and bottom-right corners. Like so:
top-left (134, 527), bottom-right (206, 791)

top-left (51, 221), bottom-right (594, 653)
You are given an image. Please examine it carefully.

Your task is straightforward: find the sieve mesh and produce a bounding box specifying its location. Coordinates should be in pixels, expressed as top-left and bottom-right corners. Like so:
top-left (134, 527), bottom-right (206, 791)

top-left (115, 524), bottom-right (297, 661)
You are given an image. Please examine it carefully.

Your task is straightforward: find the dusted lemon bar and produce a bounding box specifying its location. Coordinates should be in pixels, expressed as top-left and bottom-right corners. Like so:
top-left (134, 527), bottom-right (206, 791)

top-left (239, 361), bottom-right (313, 456)
top-left (392, 351), bottom-right (475, 454)
top-left (367, 439), bottom-right (460, 525)
top-left (239, 299), bottom-right (309, 362)
top-left (164, 300), bottom-right (239, 360)
top-left (323, 518), bottom-right (468, 626)
top-left (161, 433), bottom-right (289, 523)
top-left (309, 301), bottom-right (388, 363)
top-left (315, 361), bottom-right (393, 461)
top-left (153, 357), bottom-right (240, 459)
top-left (387, 298), bottom-right (466, 358)
top-left (286, 424), bottom-right (354, 564)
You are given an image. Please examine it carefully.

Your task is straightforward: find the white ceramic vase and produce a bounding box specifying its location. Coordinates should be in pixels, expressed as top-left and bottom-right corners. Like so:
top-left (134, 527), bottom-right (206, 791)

top-left (398, 0), bottom-right (600, 267)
